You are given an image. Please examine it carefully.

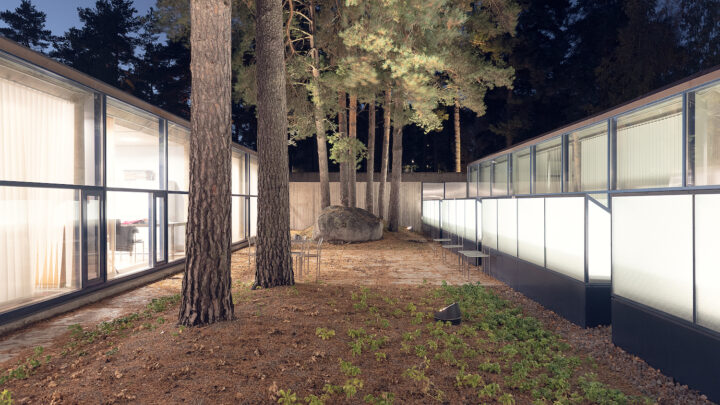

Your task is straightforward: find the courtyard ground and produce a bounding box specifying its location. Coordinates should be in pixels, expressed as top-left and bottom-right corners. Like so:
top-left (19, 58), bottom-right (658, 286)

top-left (0, 232), bottom-right (712, 404)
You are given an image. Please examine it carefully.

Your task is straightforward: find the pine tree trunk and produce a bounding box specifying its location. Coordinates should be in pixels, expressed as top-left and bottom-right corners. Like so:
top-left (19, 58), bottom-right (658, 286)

top-left (378, 88), bottom-right (391, 219)
top-left (338, 91), bottom-right (349, 207)
top-left (388, 122), bottom-right (403, 232)
top-left (179, 0), bottom-right (234, 326)
top-left (254, 0), bottom-right (293, 287)
top-left (348, 93), bottom-right (358, 207)
top-left (309, 0), bottom-right (330, 209)
top-left (365, 98), bottom-right (376, 214)
top-left (454, 98), bottom-right (461, 173)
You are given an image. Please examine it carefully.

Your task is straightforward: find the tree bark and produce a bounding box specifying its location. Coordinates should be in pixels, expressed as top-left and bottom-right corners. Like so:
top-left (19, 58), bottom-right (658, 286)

top-left (338, 91), bottom-right (349, 207)
top-left (388, 121), bottom-right (403, 232)
top-left (377, 88), bottom-right (391, 219)
top-left (348, 93), bottom-right (358, 207)
top-left (454, 98), bottom-right (461, 173)
top-left (309, 0), bottom-right (330, 209)
top-left (254, 0), bottom-right (293, 287)
top-left (365, 97), bottom-right (376, 214)
top-left (179, 0), bottom-right (234, 326)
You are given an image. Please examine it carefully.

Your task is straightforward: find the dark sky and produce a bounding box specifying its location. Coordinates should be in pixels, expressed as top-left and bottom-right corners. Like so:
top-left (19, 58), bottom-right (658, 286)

top-left (0, 0), bottom-right (157, 36)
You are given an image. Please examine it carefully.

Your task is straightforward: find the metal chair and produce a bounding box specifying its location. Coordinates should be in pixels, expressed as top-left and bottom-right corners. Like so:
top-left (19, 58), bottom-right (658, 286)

top-left (441, 236), bottom-right (464, 268)
top-left (247, 236), bottom-right (257, 265)
top-left (304, 237), bottom-right (323, 282)
top-left (291, 237), bottom-right (307, 279)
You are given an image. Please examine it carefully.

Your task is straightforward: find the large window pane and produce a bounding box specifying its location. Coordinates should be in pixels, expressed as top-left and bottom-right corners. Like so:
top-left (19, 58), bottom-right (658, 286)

top-left (512, 149), bottom-right (531, 195)
top-left (444, 183), bottom-right (466, 199)
top-left (250, 197), bottom-right (258, 237)
top-left (0, 56), bottom-right (98, 185)
top-left (168, 193), bottom-right (188, 261)
top-left (168, 123), bottom-right (189, 192)
top-left (535, 138), bottom-right (562, 194)
top-left (107, 191), bottom-right (151, 279)
top-left (616, 97), bottom-right (682, 189)
top-left (0, 187), bottom-right (81, 313)
top-left (232, 151), bottom-right (246, 195)
top-left (517, 198), bottom-right (544, 267)
top-left (107, 99), bottom-right (161, 190)
top-left (481, 198), bottom-right (497, 250)
top-left (232, 196), bottom-right (247, 243)
top-left (249, 156), bottom-right (258, 195)
top-left (690, 83), bottom-right (720, 186)
top-left (568, 122), bottom-right (608, 192)
top-left (492, 156), bottom-right (508, 196)
top-left (422, 183), bottom-right (444, 200)
top-left (497, 198), bottom-right (517, 256)
top-left (612, 194), bottom-right (693, 321)
top-left (545, 197), bottom-right (585, 281)
top-left (478, 162), bottom-right (491, 197)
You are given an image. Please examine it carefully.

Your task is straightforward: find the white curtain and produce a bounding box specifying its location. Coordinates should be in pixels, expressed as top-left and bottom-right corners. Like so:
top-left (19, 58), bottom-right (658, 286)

top-left (0, 76), bottom-right (77, 305)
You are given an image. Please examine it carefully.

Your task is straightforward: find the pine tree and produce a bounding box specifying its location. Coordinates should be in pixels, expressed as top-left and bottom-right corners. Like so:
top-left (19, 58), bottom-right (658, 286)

top-left (0, 0), bottom-right (53, 52)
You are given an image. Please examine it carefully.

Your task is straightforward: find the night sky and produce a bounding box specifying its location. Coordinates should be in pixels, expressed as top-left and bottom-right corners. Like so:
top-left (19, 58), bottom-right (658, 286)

top-left (0, 0), bottom-right (156, 35)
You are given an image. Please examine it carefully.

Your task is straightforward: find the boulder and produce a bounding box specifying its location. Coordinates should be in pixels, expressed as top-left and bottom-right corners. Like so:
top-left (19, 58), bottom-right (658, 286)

top-left (313, 205), bottom-right (383, 243)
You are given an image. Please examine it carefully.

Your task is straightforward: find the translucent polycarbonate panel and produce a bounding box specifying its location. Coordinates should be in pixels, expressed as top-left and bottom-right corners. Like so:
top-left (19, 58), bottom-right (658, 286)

top-left (168, 123), bottom-right (190, 192)
top-left (512, 149), bottom-right (531, 195)
top-left (588, 193), bottom-right (609, 208)
top-left (231, 151), bottom-right (245, 195)
top-left (492, 157), bottom-right (509, 196)
top-left (455, 200), bottom-right (466, 239)
top-left (694, 194), bottom-right (720, 332)
top-left (463, 199), bottom-right (477, 242)
top-left (249, 156), bottom-right (258, 195)
top-left (422, 183), bottom-right (444, 200)
top-left (616, 97), bottom-right (683, 189)
top-left (535, 138), bottom-right (562, 194)
top-left (587, 199), bottom-right (610, 282)
top-left (479, 162), bottom-right (492, 197)
top-left (612, 195), bottom-right (693, 321)
top-left (690, 83), bottom-right (720, 186)
top-left (481, 199), bottom-right (497, 250)
top-left (468, 166), bottom-right (478, 197)
top-left (441, 200), bottom-right (450, 232)
top-left (0, 56), bottom-right (98, 186)
top-left (545, 197), bottom-right (585, 281)
top-left (444, 183), bottom-right (467, 199)
top-left (422, 200), bottom-right (440, 229)
top-left (567, 122), bottom-right (608, 192)
top-left (497, 198), bottom-right (517, 256)
top-left (106, 98), bottom-right (161, 190)
top-left (517, 198), bottom-right (544, 267)
top-left (476, 200), bottom-right (482, 242)
top-left (231, 196), bottom-right (246, 243)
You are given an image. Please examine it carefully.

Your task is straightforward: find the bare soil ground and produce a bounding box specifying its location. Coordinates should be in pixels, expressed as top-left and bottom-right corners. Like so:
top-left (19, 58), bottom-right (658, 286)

top-left (0, 232), bottom-right (712, 404)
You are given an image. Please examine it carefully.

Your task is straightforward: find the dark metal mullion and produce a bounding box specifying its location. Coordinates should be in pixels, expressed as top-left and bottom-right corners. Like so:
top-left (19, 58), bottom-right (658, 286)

top-left (692, 194), bottom-right (696, 324)
top-left (584, 196), bottom-right (589, 284)
top-left (149, 193), bottom-right (156, 269)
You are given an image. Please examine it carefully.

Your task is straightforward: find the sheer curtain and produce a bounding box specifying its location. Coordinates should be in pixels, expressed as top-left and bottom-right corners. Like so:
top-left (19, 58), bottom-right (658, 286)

top-left (0, 76), bottom-right (77, 306)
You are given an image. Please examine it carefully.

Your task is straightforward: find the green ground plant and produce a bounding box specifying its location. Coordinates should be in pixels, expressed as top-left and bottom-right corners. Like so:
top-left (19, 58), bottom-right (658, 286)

top-left (0, 389), bottom-right (11, 405)
top-left (315, 327), bottom-right (335, 340)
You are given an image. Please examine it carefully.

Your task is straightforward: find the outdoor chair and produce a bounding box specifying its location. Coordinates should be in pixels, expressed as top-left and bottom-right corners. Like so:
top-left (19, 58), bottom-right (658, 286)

top-left (441, 236), bottom-right (464, 268)
top-left (304, 237), bottom-right (323, 282)
top-left (291, 236), bottom-right (308, 279)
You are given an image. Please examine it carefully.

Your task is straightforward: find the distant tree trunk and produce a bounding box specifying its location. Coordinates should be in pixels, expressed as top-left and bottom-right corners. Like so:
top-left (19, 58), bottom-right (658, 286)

top-left (179, 0), bottom-right (234, 326)
top-left (365, 98), bottom-right (376, 214)
top-left (338, 91), bottom-right (349, 207)
top-left (309, 0), bottom-right (330, 209)
top-left (348, 93), bottom-right (358, 207)
top-left (254, 0), bottom-right (293, 287)
top-left (388, 120), bottom-right (403, 232)
top-left (378, 88), bottom-right (391, 219)
top-left (454, 98), bottom-right (461, 173)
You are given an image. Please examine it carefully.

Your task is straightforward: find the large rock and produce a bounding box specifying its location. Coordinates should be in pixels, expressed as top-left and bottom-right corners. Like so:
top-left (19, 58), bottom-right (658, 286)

top-left (313, 205), bottom-right (383, 243)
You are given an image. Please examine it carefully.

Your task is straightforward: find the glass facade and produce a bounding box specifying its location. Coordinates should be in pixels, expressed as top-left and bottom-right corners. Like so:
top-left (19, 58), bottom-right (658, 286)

top-left (512, 149), bottom-right (531, 195)
top-left (567, 122), bottom-right (608, 192)
top-left (534, 138), bottom-right (562, 194)
top-left (0, 47), bottom-right (257, 319)
top-left (689, 82), bottom-right (720, 186)
top-left (492, 156), bottom-right (508, 196)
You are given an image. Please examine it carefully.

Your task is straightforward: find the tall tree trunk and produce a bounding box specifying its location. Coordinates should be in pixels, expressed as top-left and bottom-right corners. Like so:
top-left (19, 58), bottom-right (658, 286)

top-left (338, 91), bottom-right (349, 207)
top-left (454, 98), bottom-right (461, 173)
top-left (388, 121), bottom-right (403, 232)
top-left (348, 93), bottom-right (357, 207)
top-left (309, 0), bottom-right (330, 209)
top-left (254, 0), bottom-right (293, 287)
top-left (179, 0), bottom-right (233, 326)
top-left (378, 88), bottom-right (391, 219)
top-left (365, 97), bottom-right (376, 214)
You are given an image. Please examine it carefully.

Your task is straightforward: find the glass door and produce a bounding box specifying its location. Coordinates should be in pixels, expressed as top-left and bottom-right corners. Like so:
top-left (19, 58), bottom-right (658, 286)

top-left (82, 190), bottom-right (104, 286)
top-left (152, 192), bottom-right (167, 266)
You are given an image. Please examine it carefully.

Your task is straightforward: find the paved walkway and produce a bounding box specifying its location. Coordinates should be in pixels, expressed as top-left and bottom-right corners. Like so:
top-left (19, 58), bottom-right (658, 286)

top-left (0, 231), bottom-right (497, 365)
